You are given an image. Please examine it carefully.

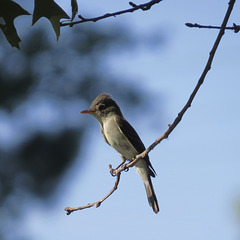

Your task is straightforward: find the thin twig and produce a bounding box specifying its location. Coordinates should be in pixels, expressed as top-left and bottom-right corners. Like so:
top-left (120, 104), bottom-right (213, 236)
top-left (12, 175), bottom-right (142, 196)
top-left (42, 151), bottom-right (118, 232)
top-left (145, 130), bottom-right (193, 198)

top-left (65, 166), bottom-right (121, 215)
top-left (116, 0), bottom-right (236, 172)
top-left (185, 22), bottom-right (240, 33)
top-left (60, 0), bottom-right (162, 27)
top-left (65, 0), bottom-right (236, 214)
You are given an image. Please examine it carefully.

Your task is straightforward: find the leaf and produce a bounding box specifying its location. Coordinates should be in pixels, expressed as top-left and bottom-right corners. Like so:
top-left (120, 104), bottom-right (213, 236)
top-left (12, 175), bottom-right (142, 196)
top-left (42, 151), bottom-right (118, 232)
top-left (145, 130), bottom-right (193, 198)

top-left (71, 0), bottom-right (78, 21)
top-left (0, 0), bottom-right (30, 49)
top-left (0, 22), bottom-right (21, 49)
top-left (32, 0), bottom-right (70, 40)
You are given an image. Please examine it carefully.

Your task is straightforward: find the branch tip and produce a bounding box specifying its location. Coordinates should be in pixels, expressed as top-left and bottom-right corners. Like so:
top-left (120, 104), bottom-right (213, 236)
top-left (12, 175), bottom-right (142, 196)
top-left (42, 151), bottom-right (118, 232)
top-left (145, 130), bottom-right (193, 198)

top-left (233, 23), bottom-right (240, 32)
top-left (78, 14), bottom-right (86, 20)
top-left (185, 23), bottom-right (194, 27)
top-left (61, 0), bottom-right (162, 27)
top-left (185, 21), bottom-right (239, 32)
top-left (129, 2), bottom-right (137, 7)
top-left (64, 207), bottom-right (72, 215)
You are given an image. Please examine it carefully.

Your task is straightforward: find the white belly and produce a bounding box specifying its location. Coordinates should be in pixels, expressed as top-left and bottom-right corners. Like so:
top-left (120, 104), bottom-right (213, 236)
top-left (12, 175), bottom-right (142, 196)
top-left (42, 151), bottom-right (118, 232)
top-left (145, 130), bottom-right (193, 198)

top-left (103, 116), bottom-right (149, 182)
top-left (103, 117), bottom-right (138, 160)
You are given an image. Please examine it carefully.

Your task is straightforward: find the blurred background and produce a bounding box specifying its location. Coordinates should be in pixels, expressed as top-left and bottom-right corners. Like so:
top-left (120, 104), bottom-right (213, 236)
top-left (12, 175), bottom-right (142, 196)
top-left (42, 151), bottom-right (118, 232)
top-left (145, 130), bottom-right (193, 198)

top-left (0, 0), bottom-right (240, 240)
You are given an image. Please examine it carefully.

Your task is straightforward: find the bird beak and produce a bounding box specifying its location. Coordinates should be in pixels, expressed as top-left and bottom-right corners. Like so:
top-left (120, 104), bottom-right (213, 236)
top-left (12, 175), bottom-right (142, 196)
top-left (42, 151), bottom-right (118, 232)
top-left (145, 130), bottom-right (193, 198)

top-left (80, 109), bottom-right (95, 114)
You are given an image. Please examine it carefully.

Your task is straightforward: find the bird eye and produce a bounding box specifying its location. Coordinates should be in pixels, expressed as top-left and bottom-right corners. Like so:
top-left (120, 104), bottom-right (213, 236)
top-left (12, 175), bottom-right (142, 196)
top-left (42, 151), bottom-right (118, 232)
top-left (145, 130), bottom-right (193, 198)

top-left (98, 104), bottom-right (105, 111)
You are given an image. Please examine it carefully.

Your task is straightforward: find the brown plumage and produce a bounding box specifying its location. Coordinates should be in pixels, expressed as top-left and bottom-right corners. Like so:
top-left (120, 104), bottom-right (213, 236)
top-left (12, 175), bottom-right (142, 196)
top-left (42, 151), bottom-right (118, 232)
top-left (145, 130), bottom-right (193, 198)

top-left (81, 93), bottom-right (159, 213)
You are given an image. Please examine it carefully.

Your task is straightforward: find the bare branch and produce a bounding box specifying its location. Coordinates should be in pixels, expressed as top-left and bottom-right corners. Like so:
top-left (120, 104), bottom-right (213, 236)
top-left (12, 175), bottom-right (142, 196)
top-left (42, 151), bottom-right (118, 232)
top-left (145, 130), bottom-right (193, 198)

top-left (117, 0), bottom-right (237, 172)
top-left (60, 0), bottom-right (162, 27)
top-left (65, 0), bottom-right (236, 214)
top-left (65, 167), bottom-right (121, 215)
top-left (186, 22), bottom-right (240, 33)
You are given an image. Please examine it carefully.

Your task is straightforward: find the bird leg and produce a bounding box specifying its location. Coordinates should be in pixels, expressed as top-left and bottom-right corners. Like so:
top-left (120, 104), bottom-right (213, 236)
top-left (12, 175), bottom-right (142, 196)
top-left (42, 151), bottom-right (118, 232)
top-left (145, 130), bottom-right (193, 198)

top-left (109, 156), bottom-right (129, 177)
top-left (109, 155), bottom-right (127, 177)
top-left (116, 155), bottom-right (126, 169)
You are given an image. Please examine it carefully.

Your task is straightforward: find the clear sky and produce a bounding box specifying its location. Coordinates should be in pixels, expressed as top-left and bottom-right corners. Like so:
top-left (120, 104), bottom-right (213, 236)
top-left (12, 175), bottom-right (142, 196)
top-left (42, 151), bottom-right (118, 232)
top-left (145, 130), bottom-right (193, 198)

top-left (4, 0), bottom-right (240, 240)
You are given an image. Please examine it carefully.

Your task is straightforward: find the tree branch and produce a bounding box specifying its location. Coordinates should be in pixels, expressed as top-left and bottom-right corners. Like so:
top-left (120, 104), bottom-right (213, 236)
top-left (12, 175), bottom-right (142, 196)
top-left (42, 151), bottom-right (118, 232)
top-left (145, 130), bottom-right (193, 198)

top-left (186, 22), bottom-right (240, 33)
top-left (60, 0), bottom-right (162, 27)
top-left (117, 0), bottom-right (236, 171)
top-left (65, 166), bottom-right (121, 215)
top-left (65, 0), bottom-right (236, 214)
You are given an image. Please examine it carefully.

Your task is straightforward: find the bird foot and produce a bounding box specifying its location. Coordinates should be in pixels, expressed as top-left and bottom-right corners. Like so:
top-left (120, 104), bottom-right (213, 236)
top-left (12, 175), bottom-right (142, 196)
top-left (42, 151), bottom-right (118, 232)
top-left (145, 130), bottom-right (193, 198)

top-left (116, 155), bottom-right (127, 169)
top-left (109, 164), bottom-right (116, 177)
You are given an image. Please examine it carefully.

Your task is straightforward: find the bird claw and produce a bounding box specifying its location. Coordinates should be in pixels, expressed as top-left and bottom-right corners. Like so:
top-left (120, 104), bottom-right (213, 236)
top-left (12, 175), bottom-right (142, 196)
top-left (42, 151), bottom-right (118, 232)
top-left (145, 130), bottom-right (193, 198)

top-left (109, 156), bottom-right (129, 176)
top-left (124, 166), bottom-right (129, 172)
top-left (110, 170), bottom-right (116, 177)
top-left (109, 164), bottom-right (116, 177)
top-left (115, 156), bottom-right (126, 169)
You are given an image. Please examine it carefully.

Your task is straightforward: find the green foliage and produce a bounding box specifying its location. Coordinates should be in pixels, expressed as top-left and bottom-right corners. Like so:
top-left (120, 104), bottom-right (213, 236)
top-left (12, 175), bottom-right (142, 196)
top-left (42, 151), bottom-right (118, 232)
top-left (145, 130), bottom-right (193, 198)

top-left (0, 0), bottom-right (70, 49)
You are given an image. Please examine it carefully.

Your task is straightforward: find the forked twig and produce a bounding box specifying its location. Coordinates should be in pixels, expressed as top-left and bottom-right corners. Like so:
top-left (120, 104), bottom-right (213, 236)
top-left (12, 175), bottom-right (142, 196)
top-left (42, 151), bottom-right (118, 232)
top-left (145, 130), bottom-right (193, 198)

top-left (65, 165), bottom-right (121, 215)
top-left (65, 0), bottom-right (236, 214)
top-left (60, 0), bottom-right (162, 27)
top-left (186, 22), bottom-right (240, 33)
top-left (114, 0), bottom-right (236, 174)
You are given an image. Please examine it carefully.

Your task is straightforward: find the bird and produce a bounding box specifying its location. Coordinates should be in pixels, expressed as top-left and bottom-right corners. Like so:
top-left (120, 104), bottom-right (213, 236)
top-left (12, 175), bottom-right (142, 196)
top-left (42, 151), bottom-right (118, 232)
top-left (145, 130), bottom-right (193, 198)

top-left (81, 93), bottom-right (159, 213)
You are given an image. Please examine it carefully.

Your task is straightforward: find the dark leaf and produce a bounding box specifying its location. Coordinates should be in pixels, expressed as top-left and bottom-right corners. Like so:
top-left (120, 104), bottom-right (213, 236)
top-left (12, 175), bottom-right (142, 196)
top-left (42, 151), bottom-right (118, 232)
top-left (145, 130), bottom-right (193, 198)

top-left (71, 0), bottom-right (78, 21)
top-left (32, 0), bottom-right (70, 40)
top-left (0, 0), bottom-right (30, 48)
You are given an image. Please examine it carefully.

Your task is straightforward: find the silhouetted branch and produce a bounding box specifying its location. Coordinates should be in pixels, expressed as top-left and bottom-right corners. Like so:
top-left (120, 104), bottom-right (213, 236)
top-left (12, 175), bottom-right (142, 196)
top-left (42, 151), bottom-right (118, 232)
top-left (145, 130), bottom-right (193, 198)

top-left (65, 0), bottom-right (236, 214)
top-left (60, 0), bottom-right (162, 27)
top-left (186, 22), bottom-right (240, 33)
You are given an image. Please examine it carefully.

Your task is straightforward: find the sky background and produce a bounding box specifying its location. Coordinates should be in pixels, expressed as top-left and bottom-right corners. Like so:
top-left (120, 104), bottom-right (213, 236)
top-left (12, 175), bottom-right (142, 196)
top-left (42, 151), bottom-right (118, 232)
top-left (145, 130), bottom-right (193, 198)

top-left (2, 0), bottom-right (240, 239)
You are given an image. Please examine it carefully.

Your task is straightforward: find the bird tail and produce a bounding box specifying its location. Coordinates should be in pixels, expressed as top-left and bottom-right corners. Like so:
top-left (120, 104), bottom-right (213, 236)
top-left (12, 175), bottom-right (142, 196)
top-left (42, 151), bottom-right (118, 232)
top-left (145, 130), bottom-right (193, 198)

top-left (144, 177), bottom-right (159, 214)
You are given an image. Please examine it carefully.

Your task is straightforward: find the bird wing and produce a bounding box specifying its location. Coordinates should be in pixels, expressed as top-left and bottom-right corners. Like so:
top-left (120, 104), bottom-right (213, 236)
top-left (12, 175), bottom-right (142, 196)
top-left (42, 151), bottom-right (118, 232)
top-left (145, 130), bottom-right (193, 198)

top-left (114, 115), bottom-right (156, 177)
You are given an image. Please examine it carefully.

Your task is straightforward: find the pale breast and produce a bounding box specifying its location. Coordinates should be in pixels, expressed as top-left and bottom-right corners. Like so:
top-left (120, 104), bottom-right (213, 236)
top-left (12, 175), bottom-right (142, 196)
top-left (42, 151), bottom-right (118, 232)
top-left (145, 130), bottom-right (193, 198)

top-left (103, 117), bottom-right (138, 160)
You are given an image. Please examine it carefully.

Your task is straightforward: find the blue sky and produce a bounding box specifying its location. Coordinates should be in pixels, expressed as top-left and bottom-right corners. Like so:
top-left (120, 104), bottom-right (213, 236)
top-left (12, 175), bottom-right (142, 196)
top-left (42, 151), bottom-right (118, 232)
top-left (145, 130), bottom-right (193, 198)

top-left (3, 0), bottom-right (240, 239)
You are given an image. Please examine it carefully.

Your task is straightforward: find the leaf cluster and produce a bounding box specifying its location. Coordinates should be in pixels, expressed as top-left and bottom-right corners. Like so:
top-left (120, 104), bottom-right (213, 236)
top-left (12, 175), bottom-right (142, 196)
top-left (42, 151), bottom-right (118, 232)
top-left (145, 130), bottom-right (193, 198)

top-left (0, 0), bottom-right (70, 49)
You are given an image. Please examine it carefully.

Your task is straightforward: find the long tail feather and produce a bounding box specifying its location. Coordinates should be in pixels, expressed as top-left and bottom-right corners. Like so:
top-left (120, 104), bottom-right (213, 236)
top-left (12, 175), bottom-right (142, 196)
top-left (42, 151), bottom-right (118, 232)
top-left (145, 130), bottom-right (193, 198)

top-left (144, 177), bottom-right (159, 214)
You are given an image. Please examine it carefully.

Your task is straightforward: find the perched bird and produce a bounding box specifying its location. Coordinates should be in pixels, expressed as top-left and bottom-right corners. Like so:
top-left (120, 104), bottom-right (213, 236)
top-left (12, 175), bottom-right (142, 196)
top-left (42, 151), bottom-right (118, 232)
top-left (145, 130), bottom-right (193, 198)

top-left (81, 93), bottom-right (159, 213)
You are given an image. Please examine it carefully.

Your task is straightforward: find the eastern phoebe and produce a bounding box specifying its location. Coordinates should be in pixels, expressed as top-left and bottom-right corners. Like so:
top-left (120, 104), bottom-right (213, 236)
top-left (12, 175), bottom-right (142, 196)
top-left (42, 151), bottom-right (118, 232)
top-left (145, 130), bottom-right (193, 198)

top-left (81, 93), bottom-right (159, 214)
